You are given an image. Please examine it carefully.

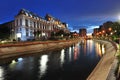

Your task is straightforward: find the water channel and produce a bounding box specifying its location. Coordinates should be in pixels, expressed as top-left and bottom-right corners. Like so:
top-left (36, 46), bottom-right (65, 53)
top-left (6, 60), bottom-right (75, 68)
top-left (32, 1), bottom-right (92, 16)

top-left (0, 40), bottom-right (105, 80)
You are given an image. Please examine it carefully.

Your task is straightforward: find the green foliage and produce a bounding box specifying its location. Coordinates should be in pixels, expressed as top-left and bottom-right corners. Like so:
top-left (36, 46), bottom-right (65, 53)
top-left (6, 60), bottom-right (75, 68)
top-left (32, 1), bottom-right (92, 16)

top-left (55, 30), bottom-right (64, 36)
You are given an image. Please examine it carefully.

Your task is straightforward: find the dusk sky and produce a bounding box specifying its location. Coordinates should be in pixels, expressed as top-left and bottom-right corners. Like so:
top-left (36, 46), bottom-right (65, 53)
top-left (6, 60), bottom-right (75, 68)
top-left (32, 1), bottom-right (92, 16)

top-left (0, 0), bottom-right (120, 33)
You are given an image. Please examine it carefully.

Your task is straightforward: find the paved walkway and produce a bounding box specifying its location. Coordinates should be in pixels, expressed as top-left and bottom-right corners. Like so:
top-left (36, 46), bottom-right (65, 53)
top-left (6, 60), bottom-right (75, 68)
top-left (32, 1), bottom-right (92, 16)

top-left (87, 40), bottom-right (117, 80)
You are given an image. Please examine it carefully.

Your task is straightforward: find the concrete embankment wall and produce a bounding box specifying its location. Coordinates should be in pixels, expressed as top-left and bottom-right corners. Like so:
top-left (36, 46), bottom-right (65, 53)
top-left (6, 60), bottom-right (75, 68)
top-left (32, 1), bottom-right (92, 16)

top-left (87, 40), bottom-right (118, 80)
top-left (0, 40), bottom-right (79, 59)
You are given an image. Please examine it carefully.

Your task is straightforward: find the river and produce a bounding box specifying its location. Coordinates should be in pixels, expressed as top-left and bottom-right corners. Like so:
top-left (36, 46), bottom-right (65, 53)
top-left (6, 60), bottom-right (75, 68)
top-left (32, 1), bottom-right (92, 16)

top-left (0, 40), bottom-right (105, 80)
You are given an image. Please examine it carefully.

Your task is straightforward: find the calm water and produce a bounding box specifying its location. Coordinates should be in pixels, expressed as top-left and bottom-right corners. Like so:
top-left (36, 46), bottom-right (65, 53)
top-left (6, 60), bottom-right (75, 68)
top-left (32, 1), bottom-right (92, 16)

top-left (0, 40), bottom-right (105, 80)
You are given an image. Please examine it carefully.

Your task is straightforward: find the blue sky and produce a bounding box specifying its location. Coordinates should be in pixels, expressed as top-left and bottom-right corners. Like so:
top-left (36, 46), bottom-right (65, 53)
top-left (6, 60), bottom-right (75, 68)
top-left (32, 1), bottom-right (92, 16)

top-left (0, 0), bottom-right (120, 33)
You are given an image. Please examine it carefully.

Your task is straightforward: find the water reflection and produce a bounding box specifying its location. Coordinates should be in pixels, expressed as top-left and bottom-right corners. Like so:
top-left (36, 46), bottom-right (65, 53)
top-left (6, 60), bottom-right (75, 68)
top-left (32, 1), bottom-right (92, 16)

top-left (39, 55), bottom-right (48, 78)
top-left (74, 44), bottom-right (79, 60)
top-left (102, 44), bottom-right (105, 55)
top-left (69, 47), bottom-right (72, 62)
top-left (95, 42), bottom-right (105, 57)
top-left (60, 49), bottom-right (65, 66)
top-left (9, 60), bottom-right (17, 69)
top-left (87, 40), bottom-right (94, 55)
top-left (83, 40), bottom-right (87, 55)
top-left (0, 40), bottom-right (105, 80)
top-left (18, 58), bottom-right (23, 62)
top-left (0, 66), bottom-right (4, 80)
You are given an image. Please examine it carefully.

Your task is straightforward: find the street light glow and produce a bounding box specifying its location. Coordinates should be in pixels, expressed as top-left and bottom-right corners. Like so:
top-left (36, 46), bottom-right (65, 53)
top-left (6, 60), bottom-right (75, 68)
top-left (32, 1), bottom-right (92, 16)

top-left (108, 28), bottom-right (112, 31)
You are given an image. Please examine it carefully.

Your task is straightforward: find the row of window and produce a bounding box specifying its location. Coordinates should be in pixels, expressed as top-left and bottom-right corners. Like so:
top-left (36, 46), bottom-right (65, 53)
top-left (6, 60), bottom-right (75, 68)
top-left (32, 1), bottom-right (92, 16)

top-left (16, 18), bottom-right (61, 31)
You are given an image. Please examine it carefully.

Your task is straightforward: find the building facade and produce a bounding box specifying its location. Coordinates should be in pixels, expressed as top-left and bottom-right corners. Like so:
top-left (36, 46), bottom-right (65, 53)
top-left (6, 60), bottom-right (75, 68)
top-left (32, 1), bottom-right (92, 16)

top-left (0, 21), bottom-right (14, 40)
top-left (79, 28), bottom-right (87, 37)
top-left (0, 9), bottom-right (69, 41)
top-left (92, 21), bottom-right (113, 38)
top-left (93, 28), bottom-right (99, 36)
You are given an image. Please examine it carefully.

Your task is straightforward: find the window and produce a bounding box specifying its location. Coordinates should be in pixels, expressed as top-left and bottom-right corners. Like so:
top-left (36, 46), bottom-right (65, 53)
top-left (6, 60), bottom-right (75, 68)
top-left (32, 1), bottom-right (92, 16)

top-left (26, 28), bottom-right (29, 32)
top-left (34, 22), bottom-right (36, 28)
top-left (19, 28), bottom-right (21, 31)
top-left (20, 19), bottom-right (22, 25)
top-left (37, 22), bottom-right (39, 28)
top-left (30, 21), bottom-right (33, 27)
top-left (25, 19), bottom-right (28, 26)
top-left (16, 19), bottom-right (18, 26)
top-left (25, 12), bottom-right (28, 16)
top-left (30, 31), bottom-right (33, 35)
top-left (26, 32), bottom-right (29, 37)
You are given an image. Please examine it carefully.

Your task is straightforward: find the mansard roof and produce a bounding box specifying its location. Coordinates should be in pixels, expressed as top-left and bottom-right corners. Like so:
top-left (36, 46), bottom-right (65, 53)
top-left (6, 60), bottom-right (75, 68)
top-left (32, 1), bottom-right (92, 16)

top-left (45, 14), bottom-right (60, 21)
top-left (17, 8), bottom-right (43, 19)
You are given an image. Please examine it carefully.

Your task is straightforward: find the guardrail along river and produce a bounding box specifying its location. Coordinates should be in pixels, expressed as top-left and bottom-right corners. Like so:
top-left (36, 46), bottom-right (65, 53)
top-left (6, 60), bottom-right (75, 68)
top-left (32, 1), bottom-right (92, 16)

top-left (0, 40), bottom-right (105, 80)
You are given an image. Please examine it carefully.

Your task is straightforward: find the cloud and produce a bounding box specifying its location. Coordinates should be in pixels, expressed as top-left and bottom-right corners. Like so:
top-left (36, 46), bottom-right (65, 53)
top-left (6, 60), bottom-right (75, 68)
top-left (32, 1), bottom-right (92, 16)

top-left (87, 26), bottom-right (99, 33)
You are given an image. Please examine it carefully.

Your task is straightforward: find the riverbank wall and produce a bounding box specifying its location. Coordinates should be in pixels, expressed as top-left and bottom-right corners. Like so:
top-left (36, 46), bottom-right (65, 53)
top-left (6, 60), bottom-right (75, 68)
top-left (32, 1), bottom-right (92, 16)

top-left (0, 39), bottom-right (80, 59)
top-left (87, 40), bottom-right (118, 80)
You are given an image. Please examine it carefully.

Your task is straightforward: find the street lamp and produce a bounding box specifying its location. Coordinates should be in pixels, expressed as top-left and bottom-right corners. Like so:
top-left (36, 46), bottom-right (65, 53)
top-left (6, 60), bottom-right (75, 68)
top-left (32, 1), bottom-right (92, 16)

top-left (108, 27), bottom-right (112, 31)
top-left (102, 30), bottom-right (105, 33)
top-left (110, 32), bottom-right (113, 35)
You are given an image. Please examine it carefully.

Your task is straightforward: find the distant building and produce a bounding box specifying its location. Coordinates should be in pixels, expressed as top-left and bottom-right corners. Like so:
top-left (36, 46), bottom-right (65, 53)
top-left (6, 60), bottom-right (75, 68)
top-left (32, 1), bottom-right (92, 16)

top-left (0, 21), bottom-right (14, 40)
top-left (79, 28), bottom-right (87, 37)
top-left (93, 28), bottom-right (99, 36)
top-left (92, 21), bottom-right (113, 37)
top-left (0, 9), bottom-right (69, 41)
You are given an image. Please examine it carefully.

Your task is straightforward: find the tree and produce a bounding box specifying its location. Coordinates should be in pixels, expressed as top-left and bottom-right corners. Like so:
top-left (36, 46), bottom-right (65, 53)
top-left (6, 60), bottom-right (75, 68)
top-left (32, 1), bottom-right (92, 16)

top-left (55, 30), bottom-right (64, 36)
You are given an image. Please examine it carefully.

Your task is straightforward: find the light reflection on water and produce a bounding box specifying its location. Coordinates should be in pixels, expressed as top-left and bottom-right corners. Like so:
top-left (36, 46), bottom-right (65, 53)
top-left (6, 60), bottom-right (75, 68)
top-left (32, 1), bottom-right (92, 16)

top-left (9, 60), bottom-right (17, 69)
top-left (39, 55), bottom-right (48, 78)
top-left (0, 40), bottom-right (105, 80)
top-left (74, 44), bottom-right (79, 61)
top-left (102, 44), bottom-right (105, 55)
top-left (60, 49), bottom-right (65, 66)
top-left (0, 66), bottom-right (4, 80)
top-left (69, 47), bottom-right (72, 62)
top-left (95, 42), bottom-right (105, 57)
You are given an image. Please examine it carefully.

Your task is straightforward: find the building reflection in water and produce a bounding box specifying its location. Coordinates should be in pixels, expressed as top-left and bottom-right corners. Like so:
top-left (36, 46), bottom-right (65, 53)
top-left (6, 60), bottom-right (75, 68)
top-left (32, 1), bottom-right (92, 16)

top-left (0, 66), bottom-right (4, 80)
top-left (87, 40), bottom-right (93, 55)
top-left (74, 43), bottom-right (79, 60)
top-left (96, 43), bottom-right (101, 57)
top-left (69, 47), bottom-right (72, 62)
top-left (60, 49), bottom-right (65, 66)
top-left (83, 40), bottom-right (87, 56)
top-left (95, 42), bottom-right (105, 57)
top-left (102, 44), bottom-right (105, 55)
top-left (39, 55), bottom-right (48, 78)
top-left (0, 40), bottom-right (105, 80)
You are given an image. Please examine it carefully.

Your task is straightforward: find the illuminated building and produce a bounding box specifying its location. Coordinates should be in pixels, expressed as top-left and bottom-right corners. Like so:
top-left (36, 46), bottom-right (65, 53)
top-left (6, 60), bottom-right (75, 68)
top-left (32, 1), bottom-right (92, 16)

top-left (0, 9), bottom-right (69, 41)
